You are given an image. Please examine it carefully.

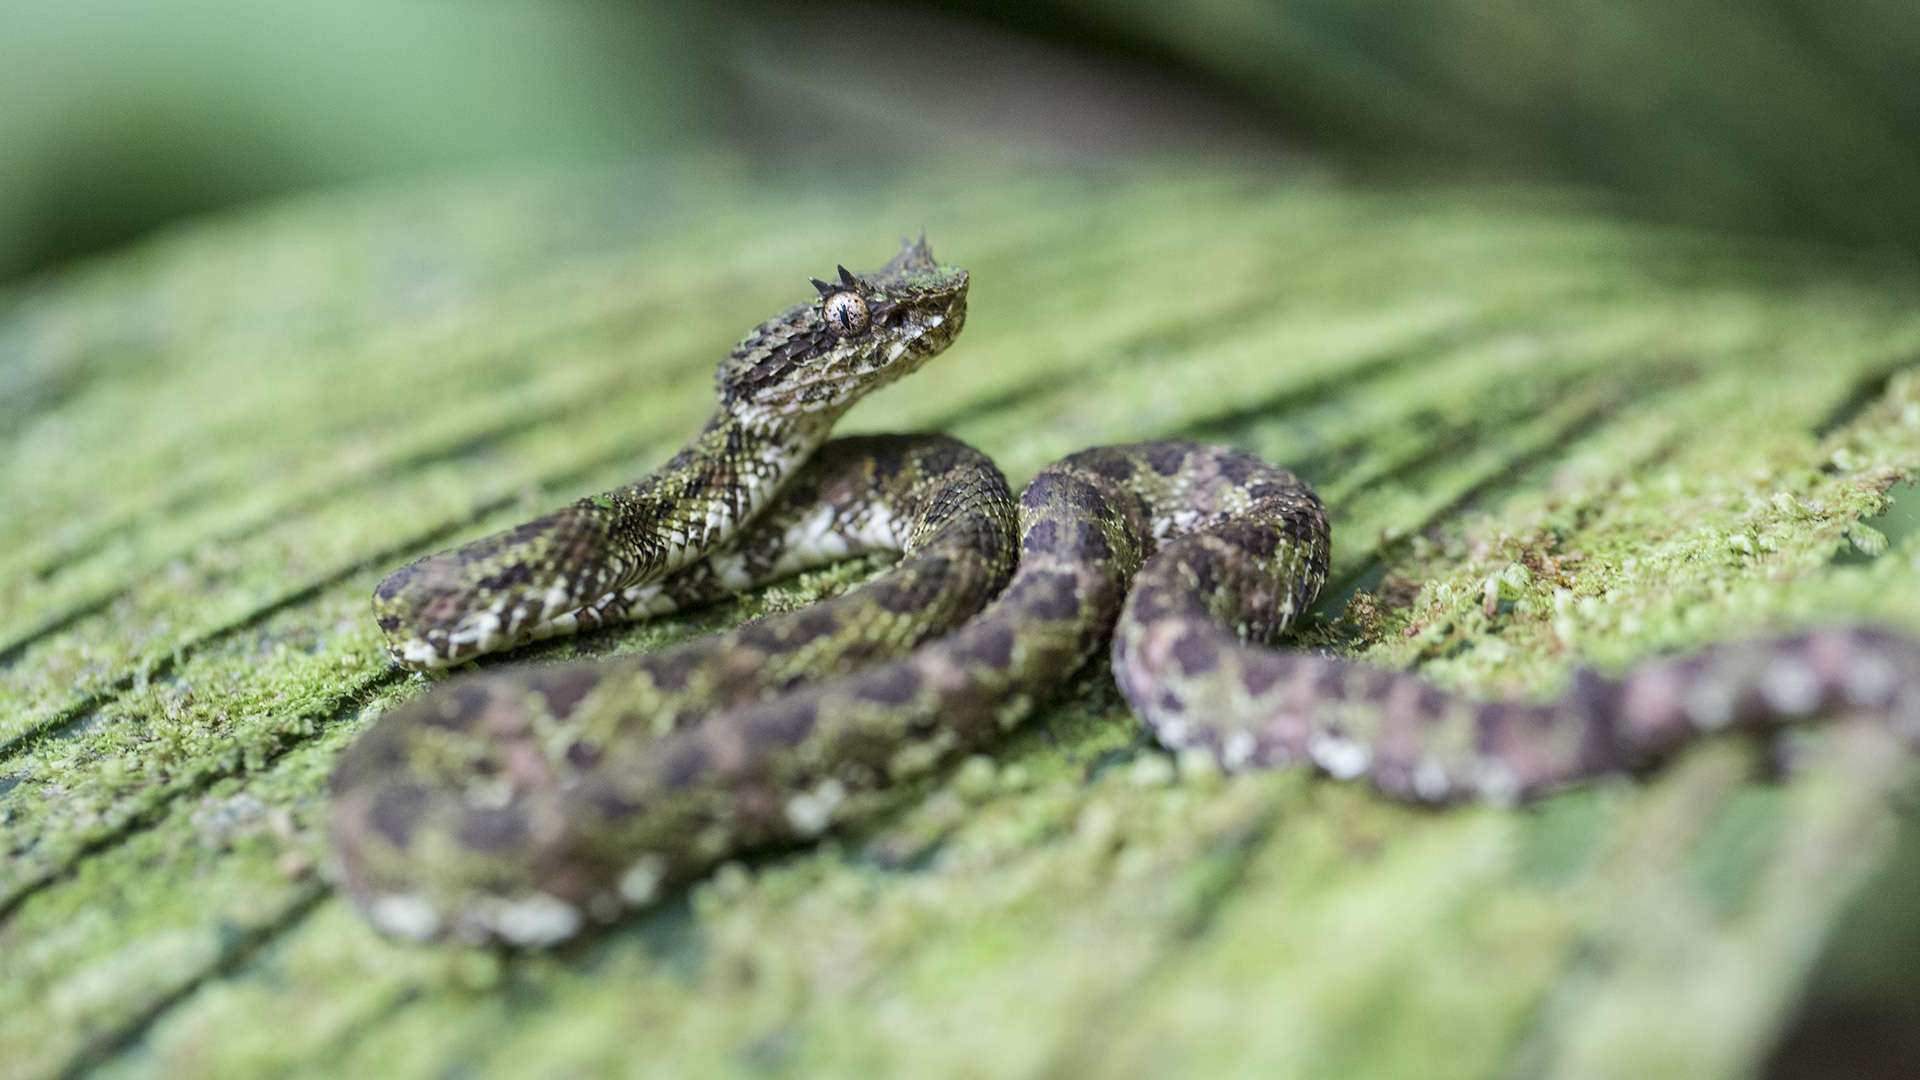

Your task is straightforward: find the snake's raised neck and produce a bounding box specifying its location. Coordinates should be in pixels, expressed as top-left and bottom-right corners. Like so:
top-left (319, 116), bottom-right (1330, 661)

top-left (372, 237), bottom-right (969, 669)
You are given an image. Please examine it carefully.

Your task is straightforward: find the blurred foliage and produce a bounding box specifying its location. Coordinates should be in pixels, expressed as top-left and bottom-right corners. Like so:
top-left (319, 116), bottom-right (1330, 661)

top-left (944, 0), bottom-right (1920, 253)
top-left (3, 0), bottom-right (1920, 283)
top-left (0, 1), bottom-right (721, 283)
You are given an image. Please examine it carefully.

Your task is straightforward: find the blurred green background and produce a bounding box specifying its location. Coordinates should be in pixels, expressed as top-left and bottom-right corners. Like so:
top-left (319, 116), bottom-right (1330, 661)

top-left (5, 0), bottom-right (1919, 285)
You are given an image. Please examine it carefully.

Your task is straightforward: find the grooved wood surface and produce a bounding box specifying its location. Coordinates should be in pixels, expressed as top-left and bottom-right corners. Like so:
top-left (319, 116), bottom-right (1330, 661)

top-left (6, 162), bottom-right (1920, 1078)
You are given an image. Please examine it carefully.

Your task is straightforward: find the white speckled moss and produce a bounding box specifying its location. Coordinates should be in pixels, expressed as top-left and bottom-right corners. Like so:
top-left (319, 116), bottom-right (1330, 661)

top-left (5, 160), bottom-right (1920, 1078)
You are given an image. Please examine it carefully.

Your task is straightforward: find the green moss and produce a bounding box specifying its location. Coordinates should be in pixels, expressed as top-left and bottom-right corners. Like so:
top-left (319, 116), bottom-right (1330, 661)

top-left (5, 160), bottom-right (1920, 1078)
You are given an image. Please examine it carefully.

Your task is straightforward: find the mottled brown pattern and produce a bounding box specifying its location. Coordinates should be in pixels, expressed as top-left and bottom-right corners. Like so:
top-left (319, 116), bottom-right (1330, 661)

top-left (368, 238), bottom-right (971, 671)
top-left (1115, 564), bottom-right (1920, 804)
top-left (330, 248), bottom-right (1920, 949)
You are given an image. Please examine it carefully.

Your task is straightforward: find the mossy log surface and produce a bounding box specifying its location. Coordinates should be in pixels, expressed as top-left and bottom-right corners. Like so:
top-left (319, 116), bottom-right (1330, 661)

top-left (6, 161), bottom-right (1920, 1079)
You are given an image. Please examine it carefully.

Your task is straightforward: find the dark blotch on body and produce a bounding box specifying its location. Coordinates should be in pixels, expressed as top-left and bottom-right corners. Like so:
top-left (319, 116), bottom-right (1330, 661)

top-left (660, 741), bottom-right (713, 790)
top-left (459, 807), bottom-right (528, 852)
top-left (1311, 660), bottom-right (1348, 702)
top-left (531, 669), bottom-right (599, 718)
top-left (869, 447), bottom-right (906, 483)
top-left (1242, 655), bottom-right (1284, 696)
top-left (423, 683), bottom-right (494, 729)
top-left (736, 623), bottom-right (786, 653)
top-left (476, 563), bottom-right (536, 593)
top-left (582, 785), bottom-right (642, 822)
top-left (1221, 521), bottom-right (1279, 559)
top-left (857, 665), bottom-right (923, 706)
top-left (875, 560), bottom-right (950, 615)
top-left (955, 623), bottom-right (1017, 668)
top-left (751, 699), bottom-right (820, 744)
top-left (1128, 584), bottom-right (1176, 623)
top-left (369, 784), bottom-right (429, 847)
top-left (1020, 472), bottom-right (1086, 513)
top-left (1147, 444), bottom-right (1188, 476)
top-left (792, 606), bottom-right (841, 642)
top-left (331, 726), bottom-right (409, 785)
top-left (1023, 520), bottom-right (1060, 555)
top-left (911, 440), bottom-right (962, 477)
top-left (647, 647), bottom-right (709, 693)
top-left (1474, 703), bottom-right (1529, 756)
top-left (1171, 632), bottom-right (1219, 676)
top-left (1075, 521), bottom-right (1112, 560)
top-left (1568, 669), bottom-right (1625, 771)
top-left (1014, 571), bottom-right (1081, 620)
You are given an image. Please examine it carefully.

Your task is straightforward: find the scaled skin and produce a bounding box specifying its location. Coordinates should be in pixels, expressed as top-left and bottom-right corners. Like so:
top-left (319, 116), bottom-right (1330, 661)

top-left (333, 243), bottom-right (1920, 949)
top-left (370, 238), bottom-right (969, 670)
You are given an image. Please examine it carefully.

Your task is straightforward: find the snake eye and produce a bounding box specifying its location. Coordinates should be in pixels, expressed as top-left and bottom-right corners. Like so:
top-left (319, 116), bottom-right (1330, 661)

top-left (822, 291), bottom-right (870, 337)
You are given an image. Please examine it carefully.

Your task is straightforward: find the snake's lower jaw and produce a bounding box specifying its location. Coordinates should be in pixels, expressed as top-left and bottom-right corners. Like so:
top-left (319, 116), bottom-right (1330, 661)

top-left (376, 622), bottom-right (464, 672)
top-left (387, 637), bottom-right (449, 671)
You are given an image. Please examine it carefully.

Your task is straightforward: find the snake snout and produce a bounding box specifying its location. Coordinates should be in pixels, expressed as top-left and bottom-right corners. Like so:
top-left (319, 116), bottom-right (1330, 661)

top-left (375, 555), bottom-right (471, 621)
top-left (372, 553), bottom-right (499, 668)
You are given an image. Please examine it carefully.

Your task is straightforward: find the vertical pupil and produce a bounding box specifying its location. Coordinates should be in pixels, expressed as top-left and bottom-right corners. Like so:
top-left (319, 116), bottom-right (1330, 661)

top-left (828, 294), bottom-right (864, 334)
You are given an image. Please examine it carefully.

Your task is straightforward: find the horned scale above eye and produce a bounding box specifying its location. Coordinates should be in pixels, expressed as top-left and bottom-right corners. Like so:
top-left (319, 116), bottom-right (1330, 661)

top-left (332, 237), bottom-right (1920, 948)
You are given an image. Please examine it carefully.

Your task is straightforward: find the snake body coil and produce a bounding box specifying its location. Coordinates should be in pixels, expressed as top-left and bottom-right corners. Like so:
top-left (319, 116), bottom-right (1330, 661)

top-left (330, 239), bottom-right (1920, 946)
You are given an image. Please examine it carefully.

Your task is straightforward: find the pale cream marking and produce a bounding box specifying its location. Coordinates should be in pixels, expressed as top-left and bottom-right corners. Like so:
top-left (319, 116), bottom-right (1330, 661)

top-left (1308, 732), bottom-right (1371, 780)
top-left (1156, 717), bottom-right (1193, 748)
top-left (1473, 762), bottom-right (1522, 807)
top-left (1759, 659), bottom-right (1821, 716)
top-left (619, 854), bottom-right (668, 906)
top-left (368, 894), bottom-right (443, 942)
top-left (1844, 652), bottom-right (1899, 705)
top-left (1413, 759), bottom-right (1452, 801)
top-left (400, 639), bottom-right (442, 667)
top-left (447, 611), bottom-right (503, 648)
top-left (1683, 678), bottom-right (1736, 729)
top-left (783, 777), bottom-right (848, 837)
top-left (487, 894), bottom-right (583, 947)
top-left (1221, 730), bottom-right (1258, 770)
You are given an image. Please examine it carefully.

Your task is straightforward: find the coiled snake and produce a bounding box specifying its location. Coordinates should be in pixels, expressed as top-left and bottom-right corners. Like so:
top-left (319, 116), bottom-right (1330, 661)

top-left (330, 237), bottom-right (1920, 946)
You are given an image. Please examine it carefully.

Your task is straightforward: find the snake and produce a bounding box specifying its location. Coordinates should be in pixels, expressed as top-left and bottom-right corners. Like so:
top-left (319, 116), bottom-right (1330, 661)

top-left (329, 237), bottom-right (1920, 947)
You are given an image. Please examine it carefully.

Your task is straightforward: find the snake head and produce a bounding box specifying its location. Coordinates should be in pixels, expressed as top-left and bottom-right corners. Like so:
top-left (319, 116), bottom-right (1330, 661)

top-left (718, 234), bottom-right (968, 425)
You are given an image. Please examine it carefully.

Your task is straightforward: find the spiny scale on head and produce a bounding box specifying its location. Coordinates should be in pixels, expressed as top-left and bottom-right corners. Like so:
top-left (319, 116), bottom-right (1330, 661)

top-left (332, 243), bottom-right (1920, 948)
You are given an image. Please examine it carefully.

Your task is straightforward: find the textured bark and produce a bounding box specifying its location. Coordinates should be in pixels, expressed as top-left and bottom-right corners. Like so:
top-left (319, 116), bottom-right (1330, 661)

top-left (4, 162), bottom-right (1920, 1078)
